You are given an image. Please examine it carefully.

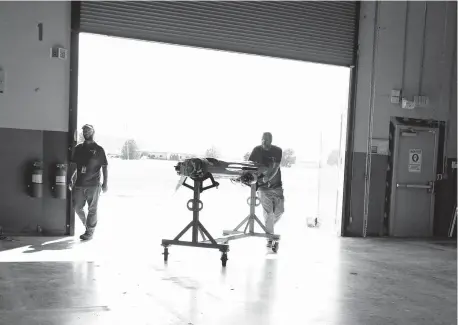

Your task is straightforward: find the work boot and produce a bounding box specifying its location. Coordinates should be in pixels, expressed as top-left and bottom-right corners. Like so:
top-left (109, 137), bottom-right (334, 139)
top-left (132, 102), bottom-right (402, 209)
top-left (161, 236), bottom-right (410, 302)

top-left (80, 229), bottom-right (94, 241)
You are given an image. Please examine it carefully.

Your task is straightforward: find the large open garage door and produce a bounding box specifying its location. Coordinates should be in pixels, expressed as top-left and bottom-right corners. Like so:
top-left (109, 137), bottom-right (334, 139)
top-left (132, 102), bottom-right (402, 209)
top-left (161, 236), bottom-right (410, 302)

top-left (78, 1), bottom-right (358, 67)
top-left (72, 1), bottom-right (359, 238)
top-left (70, 2), bottom-right (359, 243)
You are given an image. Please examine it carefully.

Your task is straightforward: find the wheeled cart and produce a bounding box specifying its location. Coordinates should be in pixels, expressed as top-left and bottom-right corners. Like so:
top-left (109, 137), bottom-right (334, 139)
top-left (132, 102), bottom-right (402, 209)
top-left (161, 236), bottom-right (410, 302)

top-left (161, 177), bottom-right (280, 267)
top-left (162, 158), bottom-right (280, 267)
top-left (161, 173), bottom-right (230, 266)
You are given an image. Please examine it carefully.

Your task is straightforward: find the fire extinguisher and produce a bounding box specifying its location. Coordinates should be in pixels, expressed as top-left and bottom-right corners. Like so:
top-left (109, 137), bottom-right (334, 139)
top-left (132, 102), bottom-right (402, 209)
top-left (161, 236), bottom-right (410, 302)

top-left (30, 161), bottom-right (43, 198)
top-left (53, 164), bottom-right (67, 199)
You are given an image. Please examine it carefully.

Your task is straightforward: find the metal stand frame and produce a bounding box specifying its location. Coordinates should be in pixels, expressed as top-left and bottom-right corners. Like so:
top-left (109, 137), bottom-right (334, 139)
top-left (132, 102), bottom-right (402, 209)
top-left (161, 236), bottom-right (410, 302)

top-left (220, 184), bottom-right (280, 252)
top-left (161, 173), bottom-right (230, 266)
top-left (162, 178), bottom-right (281, 266)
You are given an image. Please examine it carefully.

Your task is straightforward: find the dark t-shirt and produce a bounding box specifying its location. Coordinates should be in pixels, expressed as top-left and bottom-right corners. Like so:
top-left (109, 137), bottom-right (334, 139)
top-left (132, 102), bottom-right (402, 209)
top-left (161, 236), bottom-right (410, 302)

top-left (71, 142), bottom-right (108, 187)
top-left (249, 145), bottom-right (282, 189)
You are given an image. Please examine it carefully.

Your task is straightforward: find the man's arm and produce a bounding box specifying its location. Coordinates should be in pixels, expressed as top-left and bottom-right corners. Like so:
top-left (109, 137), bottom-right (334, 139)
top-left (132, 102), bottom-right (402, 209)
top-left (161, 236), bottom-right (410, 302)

top-left (68, 146), bottom-right (78, 190)
top-left (263, 162), bottom-right (281, 182)
top-left (102, 166), bottom-right (108, 190)
top-left (262, 148), bottom-right (282, 183)
top-left (68, 164), bottom-right (77, 191)
top-left (101, 148), bottom-right (109, 192)
top-left (69, 165), bottom-right (77, 183)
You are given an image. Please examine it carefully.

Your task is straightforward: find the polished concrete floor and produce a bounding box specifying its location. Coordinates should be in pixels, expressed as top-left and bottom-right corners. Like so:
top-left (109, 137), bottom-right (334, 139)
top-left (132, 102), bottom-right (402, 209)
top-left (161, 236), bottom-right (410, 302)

top-left (0, 228), bottom-right (456, 325)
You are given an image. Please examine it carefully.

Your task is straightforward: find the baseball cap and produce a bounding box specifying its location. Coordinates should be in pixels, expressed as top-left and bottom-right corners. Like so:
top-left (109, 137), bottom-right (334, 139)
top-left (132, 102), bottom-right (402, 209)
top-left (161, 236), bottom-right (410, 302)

top-left (82, 124), bottom-right (94, 130)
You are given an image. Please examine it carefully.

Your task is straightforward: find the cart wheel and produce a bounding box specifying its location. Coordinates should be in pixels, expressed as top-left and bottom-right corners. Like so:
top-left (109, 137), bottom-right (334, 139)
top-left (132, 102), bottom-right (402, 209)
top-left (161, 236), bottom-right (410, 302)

top-left (221, 252), bottom-right (228, 267)
top-left (272, 241), bottom-right (279, 253)
top-left (163, 247), bottom-right (169, 262)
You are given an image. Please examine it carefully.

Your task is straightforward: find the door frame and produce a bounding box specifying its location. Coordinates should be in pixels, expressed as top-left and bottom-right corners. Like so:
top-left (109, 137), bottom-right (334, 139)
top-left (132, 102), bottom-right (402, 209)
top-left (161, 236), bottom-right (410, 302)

top-left (341, 1), bottom-right (361, 236)
top-left (335, 107), bottom-right (349, 236)
top-left (66, 1), bottom-right (81, 236)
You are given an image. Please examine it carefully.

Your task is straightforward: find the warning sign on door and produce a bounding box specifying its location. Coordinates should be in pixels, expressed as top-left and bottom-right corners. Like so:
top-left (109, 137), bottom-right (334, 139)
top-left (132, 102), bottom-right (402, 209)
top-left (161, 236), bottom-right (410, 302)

top-left (408, 149), bottom-right (422, 173)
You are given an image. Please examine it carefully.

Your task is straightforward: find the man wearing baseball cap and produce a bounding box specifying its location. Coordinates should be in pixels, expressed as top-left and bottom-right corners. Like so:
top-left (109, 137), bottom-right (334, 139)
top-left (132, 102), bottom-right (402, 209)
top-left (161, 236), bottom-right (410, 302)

top-left (69, 124), bottom-right (108, 240)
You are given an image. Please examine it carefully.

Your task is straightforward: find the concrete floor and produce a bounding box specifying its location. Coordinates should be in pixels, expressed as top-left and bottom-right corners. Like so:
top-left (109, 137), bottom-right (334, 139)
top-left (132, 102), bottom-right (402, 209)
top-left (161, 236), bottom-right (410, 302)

top-left (0, 229), bottom-right (456, 325)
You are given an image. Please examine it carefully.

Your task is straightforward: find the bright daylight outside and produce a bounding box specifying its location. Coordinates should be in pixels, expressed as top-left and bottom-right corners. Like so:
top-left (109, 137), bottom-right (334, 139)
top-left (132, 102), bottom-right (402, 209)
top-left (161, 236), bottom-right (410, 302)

top-left (76, 33), bottom-right (351, 246)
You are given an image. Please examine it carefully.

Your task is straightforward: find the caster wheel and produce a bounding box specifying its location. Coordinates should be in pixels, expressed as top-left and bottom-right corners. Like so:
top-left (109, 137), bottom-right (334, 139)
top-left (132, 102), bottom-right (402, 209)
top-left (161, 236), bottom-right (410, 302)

top-left (221, 253), bottom-right (228, 267)
top-left (163, 247), bottom-right (169, 262)
top-left (271, 241), bottom-right (279, 253)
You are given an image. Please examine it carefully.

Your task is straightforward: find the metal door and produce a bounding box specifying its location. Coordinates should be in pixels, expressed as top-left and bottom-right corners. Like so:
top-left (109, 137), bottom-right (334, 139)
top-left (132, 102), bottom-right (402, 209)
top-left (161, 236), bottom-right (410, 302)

top-left (389, 125), bottom-right (439, 237)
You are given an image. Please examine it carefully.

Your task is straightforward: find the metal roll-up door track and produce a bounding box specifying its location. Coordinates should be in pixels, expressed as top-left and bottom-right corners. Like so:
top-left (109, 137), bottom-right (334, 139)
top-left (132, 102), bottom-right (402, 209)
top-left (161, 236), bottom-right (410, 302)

top-left (79, 1), bottom-right (358, 67)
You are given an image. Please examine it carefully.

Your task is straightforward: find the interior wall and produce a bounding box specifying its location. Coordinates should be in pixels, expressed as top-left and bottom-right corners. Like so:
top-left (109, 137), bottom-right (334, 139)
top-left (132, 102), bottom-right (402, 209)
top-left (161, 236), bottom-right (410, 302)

top-left (347, 1), bottom-right (457, 237)
top-left (0, 2), bottom-right (71, 235)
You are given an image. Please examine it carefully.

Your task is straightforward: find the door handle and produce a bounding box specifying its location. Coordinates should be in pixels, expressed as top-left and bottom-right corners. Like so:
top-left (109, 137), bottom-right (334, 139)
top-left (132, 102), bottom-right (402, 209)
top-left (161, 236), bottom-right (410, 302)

top-left (396, 183), bottom-right (431, 189)
top-left (396, 181), bottom-right (435, 193)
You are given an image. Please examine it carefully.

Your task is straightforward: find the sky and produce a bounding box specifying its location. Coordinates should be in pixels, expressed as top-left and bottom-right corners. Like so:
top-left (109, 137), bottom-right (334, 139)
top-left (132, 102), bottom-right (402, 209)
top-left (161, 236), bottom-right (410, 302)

top-left (78, 33), bottom-right (351, 161)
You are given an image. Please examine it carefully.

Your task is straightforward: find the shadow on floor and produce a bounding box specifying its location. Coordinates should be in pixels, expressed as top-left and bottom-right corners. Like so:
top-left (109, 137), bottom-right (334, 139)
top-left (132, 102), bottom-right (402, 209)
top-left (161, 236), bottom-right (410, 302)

top-left (0, 236), bottom-right (87, 254)
top-left (433, 241), bottom-right (457, 249)
top-left (0, 236), bottom-right (51, 253)
top-left (22, 238), bottom-right (87, 254)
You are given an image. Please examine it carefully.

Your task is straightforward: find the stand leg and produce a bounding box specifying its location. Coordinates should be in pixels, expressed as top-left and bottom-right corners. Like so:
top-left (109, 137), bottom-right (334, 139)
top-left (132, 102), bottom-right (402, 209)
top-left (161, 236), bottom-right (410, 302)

top-left (199, 228), bottom-right (207, 241)
top-left (199, 221), bottom-right (222, 246)
top-left (249, 184), bottom-right (257, 234)
top-left (253, 215), bottom-right (270, 234)
top-left (174, 221), bottom-right (193, 241)
top-left (191, 185), bottom-right (201, 243)
top-left (243, 220), bottom-right (250, 234)
top-left (234, 215), bottom-right (250, 232)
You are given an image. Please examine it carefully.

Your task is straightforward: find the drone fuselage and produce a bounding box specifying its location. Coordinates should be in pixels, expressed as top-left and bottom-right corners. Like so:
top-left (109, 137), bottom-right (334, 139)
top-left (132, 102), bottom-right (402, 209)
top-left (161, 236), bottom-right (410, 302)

top-left (175, 157), bottom-right (268, 186)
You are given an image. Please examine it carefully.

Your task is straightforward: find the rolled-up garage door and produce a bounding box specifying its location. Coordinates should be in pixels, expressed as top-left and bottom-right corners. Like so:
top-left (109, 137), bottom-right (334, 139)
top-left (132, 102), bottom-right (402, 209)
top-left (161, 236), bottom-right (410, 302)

top-left (79, 1), bottom-right (358, 67)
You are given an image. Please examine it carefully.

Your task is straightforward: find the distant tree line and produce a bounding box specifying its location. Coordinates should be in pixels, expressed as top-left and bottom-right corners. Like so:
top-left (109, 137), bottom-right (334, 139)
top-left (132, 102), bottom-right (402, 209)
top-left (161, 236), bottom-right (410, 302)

top-left (79, 136), bottom-right (312, 169)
